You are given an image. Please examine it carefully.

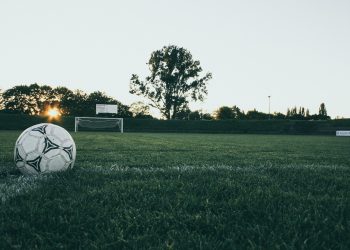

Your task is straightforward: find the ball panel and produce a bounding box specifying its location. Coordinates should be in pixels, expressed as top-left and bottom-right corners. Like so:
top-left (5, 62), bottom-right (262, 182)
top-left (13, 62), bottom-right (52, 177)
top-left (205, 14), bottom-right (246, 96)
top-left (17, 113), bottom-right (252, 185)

top-left (47, 135), bottom-right (62, 145)
top-left (20, 135), bottom-right (40, 154)
top-left (45, 124), bottom-right (54, 135)
top-left (48, 155), bottom-right (68, 172)
top-left (37, 137), bottom-right (46, 153)
top-left (28, 130), bottom-right (45, 138)
top-left (51, 125), bottom-right (71, 141)
top-left (45, 148), bottom-right (61, 159)
top-left (39, 157), bottom-right (50, 173)
top-left (26, 152), bottom-right (40, 161)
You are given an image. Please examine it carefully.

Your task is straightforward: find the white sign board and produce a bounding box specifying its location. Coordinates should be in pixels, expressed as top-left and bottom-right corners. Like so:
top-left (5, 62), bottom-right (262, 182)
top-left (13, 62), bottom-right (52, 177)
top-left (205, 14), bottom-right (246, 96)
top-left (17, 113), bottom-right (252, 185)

top-left (336, 131), bottom-right (350, 136)
top-left (96, 104), bottom-right (118, 114)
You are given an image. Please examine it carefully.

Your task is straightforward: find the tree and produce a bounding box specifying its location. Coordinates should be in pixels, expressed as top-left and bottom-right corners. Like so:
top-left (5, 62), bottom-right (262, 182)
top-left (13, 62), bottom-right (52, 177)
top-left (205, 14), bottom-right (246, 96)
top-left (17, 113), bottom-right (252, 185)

top-left (273, 112), bottom-right (285, 119)
top-left (130, 101), bottom-right (153, 119)
top-left (130, 45), bottom-right (212, 119)
top-left (51, 87), bottom-right (74, 115)
top-left (286, 108), bottom-right (291, 117)
top-left (60, 90), bottom-right (88, 116)
top-left (201, 113), bottom-right (213, 120)
top-left (1, 83), bottom-right (60, 115)
top-left (188, 110), bottom-right (201, 120)
top-left (291, 107), bottom-right (297, 116)
top-left (215, 106), bottom-right (234, 120)
top-left (318, 103), bottom-right (329, 119)
top-left (2, 84), bottom-right (40, 114)
top-left (34, 84), bottom-right (56, 114)
top-left (174, 106), bottom-right (191, 120)
top-left (245, 109), bottom-right (269, 120)
top-left (232, 105), bottom-right (244, 119)
top-left (306, 109), bottom-right (310, 118)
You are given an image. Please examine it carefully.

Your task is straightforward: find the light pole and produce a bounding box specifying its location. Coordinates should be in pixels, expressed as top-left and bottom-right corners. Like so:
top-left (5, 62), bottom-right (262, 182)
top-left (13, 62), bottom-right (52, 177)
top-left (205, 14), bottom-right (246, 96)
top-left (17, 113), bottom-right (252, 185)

top-left (268, 96), bottom-right (271, 119)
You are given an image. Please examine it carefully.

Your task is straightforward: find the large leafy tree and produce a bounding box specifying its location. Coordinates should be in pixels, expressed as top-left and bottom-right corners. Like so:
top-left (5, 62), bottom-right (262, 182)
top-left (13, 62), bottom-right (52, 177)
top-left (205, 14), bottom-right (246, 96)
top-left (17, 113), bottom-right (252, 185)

top-left (2, 84), bottom-right (63, 115)
top-left (130, 45), bottom-right (212, 119)
top-left (60, 90), bottom-right (88, 116)
top-left (215, 106), bottom-right (234, 120)
top-left (51, 87), bottom-right (74, 115)
top-left (2, 84), bottom-right (50, 114)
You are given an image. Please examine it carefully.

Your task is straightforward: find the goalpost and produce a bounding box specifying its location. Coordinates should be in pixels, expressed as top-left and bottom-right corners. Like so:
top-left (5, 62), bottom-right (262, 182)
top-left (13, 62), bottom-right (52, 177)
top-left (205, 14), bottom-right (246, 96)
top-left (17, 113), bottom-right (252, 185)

top-left (75, 117), bottom-right (123, 133)
top-left (75, 104), bottom-right (123, 132)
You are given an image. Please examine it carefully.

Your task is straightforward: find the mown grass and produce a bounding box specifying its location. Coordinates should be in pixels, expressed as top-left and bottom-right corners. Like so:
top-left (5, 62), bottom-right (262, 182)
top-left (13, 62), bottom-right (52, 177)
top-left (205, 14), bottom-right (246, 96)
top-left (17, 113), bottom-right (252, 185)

top-left (0, 131), bottom-right (349, 249)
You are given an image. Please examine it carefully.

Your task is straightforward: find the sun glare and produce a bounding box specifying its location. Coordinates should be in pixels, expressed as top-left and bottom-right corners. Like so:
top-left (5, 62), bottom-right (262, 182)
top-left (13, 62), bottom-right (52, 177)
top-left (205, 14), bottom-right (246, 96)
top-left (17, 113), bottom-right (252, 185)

top-left (47, 108), bottom-right (60, 119)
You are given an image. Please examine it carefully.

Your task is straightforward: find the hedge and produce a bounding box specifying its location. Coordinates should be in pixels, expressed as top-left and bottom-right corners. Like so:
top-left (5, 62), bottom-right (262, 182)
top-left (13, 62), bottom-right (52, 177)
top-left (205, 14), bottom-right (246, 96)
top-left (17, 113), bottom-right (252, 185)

top-left (0, 113), bottom-right (349, 135)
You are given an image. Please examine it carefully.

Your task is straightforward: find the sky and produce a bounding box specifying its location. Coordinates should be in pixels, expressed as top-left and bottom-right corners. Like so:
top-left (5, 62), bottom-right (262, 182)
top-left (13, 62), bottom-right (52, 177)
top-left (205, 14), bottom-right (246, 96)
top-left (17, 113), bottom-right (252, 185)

top-left (0, 0), bottom-right (349, 118)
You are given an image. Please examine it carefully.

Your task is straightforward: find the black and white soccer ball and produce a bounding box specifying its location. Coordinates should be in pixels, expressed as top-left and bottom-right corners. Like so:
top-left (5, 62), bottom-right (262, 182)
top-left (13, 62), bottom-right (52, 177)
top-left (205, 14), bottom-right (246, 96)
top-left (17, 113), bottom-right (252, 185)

top-left (14, 123), bottom-right (76, 175)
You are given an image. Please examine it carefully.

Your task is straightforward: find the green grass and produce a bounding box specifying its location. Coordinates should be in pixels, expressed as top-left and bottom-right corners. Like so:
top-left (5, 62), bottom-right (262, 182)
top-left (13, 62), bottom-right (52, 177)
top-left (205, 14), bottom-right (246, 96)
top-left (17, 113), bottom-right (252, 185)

top-left (0, 131), bottom-right (350, 249)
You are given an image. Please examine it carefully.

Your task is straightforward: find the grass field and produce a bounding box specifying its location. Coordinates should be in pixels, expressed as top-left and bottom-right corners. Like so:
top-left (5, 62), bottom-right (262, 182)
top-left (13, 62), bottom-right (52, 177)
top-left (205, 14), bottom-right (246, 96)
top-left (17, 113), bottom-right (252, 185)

top-left (0, 131), bottom-right (350, 249)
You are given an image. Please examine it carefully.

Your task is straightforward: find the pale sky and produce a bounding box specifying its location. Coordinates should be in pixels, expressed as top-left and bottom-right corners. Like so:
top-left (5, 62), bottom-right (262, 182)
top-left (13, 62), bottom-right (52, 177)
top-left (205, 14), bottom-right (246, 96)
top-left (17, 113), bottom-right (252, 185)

top-left (0, 0), bottom-right (349, 118)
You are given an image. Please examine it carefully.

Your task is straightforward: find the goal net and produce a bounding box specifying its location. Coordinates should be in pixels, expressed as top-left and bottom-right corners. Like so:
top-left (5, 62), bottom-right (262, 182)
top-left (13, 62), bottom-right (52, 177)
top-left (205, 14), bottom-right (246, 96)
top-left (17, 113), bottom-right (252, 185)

top-left (75, 117), bottom-right (123, 133)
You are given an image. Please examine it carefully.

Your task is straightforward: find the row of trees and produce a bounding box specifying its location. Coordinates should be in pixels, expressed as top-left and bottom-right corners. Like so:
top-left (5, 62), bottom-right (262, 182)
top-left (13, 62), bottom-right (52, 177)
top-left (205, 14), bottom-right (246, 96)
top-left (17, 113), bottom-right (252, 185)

top-left (0, 84), bottom-right (330, 120)
top-left (212, 103), bottom-right (330, 120)
top-left (0, 84), bottom-right (152, 118)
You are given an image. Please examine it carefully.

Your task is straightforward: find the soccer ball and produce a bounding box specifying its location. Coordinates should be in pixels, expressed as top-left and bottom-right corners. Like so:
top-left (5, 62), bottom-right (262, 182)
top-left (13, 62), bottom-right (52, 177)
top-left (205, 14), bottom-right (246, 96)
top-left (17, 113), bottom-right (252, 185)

top-left (14, 123), bottom-right (76, 175)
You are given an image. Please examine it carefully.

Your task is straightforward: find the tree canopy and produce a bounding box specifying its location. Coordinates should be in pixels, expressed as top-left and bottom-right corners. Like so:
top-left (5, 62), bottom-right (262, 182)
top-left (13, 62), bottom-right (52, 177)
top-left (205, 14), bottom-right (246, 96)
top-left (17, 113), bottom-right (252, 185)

top-left (130, 45), bottom-right (212, 119)
top-left (1, 84), bottom-right (132, 117)
top-left (130, 101), bottom-right (153, 119)
top-left (2, 84), bottom-right (53, 115)
top-left (318, 103), bottom-right (329, 119)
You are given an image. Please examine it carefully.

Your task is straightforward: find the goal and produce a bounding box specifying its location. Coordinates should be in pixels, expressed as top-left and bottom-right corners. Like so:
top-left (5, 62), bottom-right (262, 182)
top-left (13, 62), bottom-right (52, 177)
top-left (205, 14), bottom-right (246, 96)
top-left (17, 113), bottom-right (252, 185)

top-left (75, 117), bottom-right (123, 133)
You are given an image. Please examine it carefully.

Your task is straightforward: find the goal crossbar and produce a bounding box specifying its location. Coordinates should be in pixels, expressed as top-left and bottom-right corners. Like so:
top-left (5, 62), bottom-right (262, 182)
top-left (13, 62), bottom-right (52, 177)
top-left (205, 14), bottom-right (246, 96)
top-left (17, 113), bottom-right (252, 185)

top-left (75, 117), bottom-right (123, 133)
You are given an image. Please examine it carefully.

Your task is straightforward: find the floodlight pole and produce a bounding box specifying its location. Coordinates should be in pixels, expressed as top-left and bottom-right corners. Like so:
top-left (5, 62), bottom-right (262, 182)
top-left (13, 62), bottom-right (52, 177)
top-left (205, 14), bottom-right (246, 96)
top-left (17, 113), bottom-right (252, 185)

top-left (268, 96), bottom-right (271, 119)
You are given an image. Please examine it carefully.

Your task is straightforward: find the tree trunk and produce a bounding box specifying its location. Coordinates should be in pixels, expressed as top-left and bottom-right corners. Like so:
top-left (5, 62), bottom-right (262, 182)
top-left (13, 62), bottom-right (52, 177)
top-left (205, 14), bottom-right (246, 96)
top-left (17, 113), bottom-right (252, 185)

top-left (166, 110), bottom-right (171, 120)
top-left (171, 105), bottom-right (177, 119)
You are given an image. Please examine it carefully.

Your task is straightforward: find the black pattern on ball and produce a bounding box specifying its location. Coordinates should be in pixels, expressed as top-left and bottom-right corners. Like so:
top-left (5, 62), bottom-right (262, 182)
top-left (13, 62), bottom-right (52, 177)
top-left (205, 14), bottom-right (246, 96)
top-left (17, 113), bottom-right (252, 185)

top-left (26, 156), bottom-right (42, 172)
top-left (32, 125), bottom-right (48, 135)
top-left (63, 145), bottom-right (74, 160)
top-left (15, 147), bottom-right (24, 163)
top-left (43, 137), bottom-right (60, 154)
